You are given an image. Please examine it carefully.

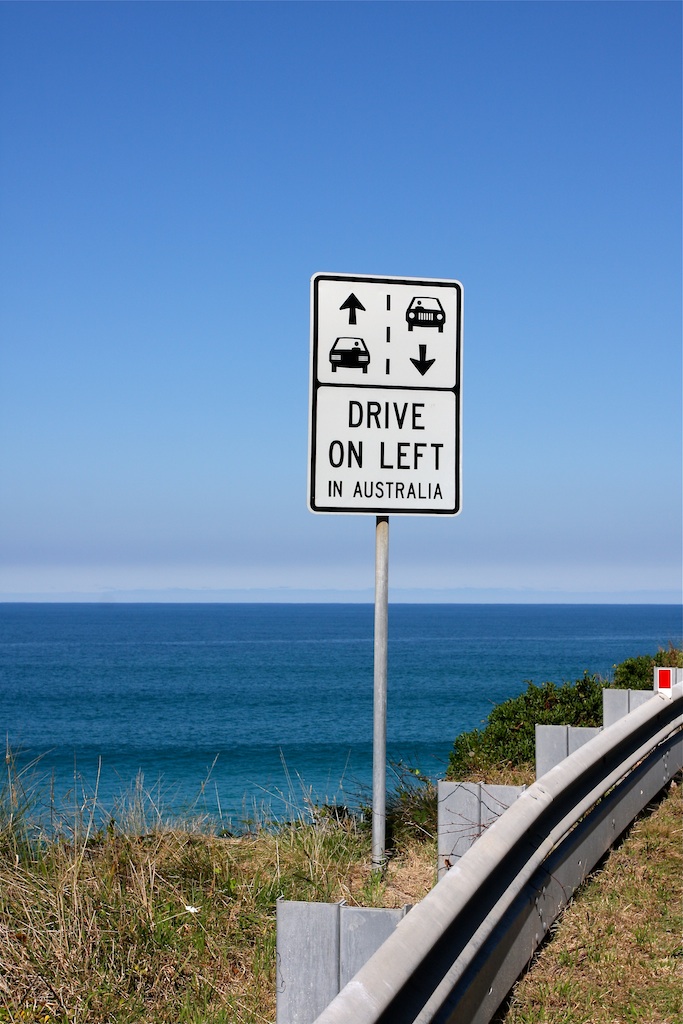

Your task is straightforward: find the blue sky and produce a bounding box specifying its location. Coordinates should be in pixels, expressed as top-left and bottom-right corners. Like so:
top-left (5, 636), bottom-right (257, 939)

top-left (1, 1), bottom-right (681, 603)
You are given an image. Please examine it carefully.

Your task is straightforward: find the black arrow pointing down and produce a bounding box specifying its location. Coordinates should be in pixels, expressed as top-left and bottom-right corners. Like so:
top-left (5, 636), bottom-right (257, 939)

top-left (411, 344), bottom-right (436, 375)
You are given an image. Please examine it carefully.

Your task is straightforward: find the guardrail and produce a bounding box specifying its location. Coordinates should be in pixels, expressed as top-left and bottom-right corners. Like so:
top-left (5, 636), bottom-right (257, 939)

top-left (312, 684), bottom-right (682, 1024)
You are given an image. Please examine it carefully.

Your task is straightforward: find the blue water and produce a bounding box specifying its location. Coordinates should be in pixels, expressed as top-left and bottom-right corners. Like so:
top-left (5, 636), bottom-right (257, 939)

top-left (0, 603), bottom-right (680, 829)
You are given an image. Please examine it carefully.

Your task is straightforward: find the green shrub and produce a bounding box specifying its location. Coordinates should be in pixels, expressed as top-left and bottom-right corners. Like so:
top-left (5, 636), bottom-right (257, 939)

top-left (447, 648), bottom-right (682, 781)
top-left (612, 655), bottom-right (656, 689)
top-left (446, 672), bottom-right (605, 781)
top-left (385, 764), bottom-right (438, 850)
top-left (613, 646), bottom-right (683, 689)
top-left (657, 645), bottom-right (683, 668)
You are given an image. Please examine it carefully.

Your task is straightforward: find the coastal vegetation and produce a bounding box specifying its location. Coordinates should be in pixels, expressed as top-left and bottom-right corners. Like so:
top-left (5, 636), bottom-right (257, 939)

top-left (0, 649), bottom-right (680, 1022)
top-left (448, 644), bottom-right (682, 783)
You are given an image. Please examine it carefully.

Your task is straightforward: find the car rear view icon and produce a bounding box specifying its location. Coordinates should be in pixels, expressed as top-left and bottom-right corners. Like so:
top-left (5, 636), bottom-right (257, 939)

top-left (406, 297), bottom-right (446, 332)
top-left (329, 337), bottom-right (370, 372)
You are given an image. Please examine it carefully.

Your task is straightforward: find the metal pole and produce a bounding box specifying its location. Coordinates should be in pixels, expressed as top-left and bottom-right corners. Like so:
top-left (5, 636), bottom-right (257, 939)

top-left (372, 515), bottom-right (389, 869)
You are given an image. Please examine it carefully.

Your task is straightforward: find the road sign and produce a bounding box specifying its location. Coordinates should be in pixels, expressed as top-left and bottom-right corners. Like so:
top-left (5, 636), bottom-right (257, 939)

top-left (308, 272), bottom-right (463, 514)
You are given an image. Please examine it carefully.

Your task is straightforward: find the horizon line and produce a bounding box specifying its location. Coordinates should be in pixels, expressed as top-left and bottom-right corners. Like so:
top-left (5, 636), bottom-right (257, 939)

top-left (0, 588), bottom-right (680, 607)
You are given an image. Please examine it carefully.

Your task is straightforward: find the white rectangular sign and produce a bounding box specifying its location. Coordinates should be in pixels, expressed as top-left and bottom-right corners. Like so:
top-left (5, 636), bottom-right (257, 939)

top-left (308, 272), bottom-right (463, 514)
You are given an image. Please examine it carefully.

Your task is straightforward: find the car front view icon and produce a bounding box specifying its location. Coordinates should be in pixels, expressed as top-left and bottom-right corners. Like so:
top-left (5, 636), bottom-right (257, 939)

top-left (329, 337), bottom-right (370, 372)
top-left (406, 297), bottom-right (446, 332)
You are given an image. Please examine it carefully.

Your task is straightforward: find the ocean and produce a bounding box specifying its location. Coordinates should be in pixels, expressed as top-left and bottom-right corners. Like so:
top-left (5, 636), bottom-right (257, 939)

top-left (0, 603), bottom-right (680, 830)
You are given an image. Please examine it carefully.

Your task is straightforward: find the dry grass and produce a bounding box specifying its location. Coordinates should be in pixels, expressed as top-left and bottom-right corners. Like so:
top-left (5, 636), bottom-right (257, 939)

top-left (1, 750), bottom-right (678, 1024)
top-left (498, 776), bottom-right (683, 1024)
top-left (0, 760), bottom-right (434, 1024)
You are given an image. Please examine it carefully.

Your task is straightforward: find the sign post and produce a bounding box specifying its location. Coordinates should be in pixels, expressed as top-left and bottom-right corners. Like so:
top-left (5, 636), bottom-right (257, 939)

top-left (308, 272), bottom-right (463, 867)
top-left (372, 515), bottom-right (389, 868)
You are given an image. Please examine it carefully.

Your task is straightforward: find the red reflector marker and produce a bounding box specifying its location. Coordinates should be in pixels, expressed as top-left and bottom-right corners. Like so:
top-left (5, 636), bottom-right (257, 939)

top-left (656, 667), bottom-right (672, 690)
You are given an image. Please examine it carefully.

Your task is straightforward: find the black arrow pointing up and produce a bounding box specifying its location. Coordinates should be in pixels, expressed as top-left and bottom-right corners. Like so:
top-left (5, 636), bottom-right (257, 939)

top-left (411, 344), bottom-right (436, 376)
top-left (340, 293), bottom-right (365, 325)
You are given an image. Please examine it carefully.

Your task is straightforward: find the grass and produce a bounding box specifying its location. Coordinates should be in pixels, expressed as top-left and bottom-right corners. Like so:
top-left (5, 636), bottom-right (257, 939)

top-left (4, 765), bottom-right (679, 1024)
top-left (0, 754), bottom-right (435, 1023)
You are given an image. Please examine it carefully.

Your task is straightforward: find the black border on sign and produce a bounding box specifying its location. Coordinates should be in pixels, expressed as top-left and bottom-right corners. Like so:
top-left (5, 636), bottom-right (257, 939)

top-left (308, 273), bottom-right (463, 516)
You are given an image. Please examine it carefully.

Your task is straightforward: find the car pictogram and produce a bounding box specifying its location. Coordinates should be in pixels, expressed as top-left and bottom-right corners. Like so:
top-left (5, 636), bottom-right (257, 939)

top-left (406, 297), bottom-right (446, 332)
top-left (329, 337), bottom-right (370, 372)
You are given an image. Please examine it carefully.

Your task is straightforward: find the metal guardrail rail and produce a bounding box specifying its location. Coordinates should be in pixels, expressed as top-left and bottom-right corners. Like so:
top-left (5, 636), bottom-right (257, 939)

top-left (313, 685), bottom-right (683, 1024)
